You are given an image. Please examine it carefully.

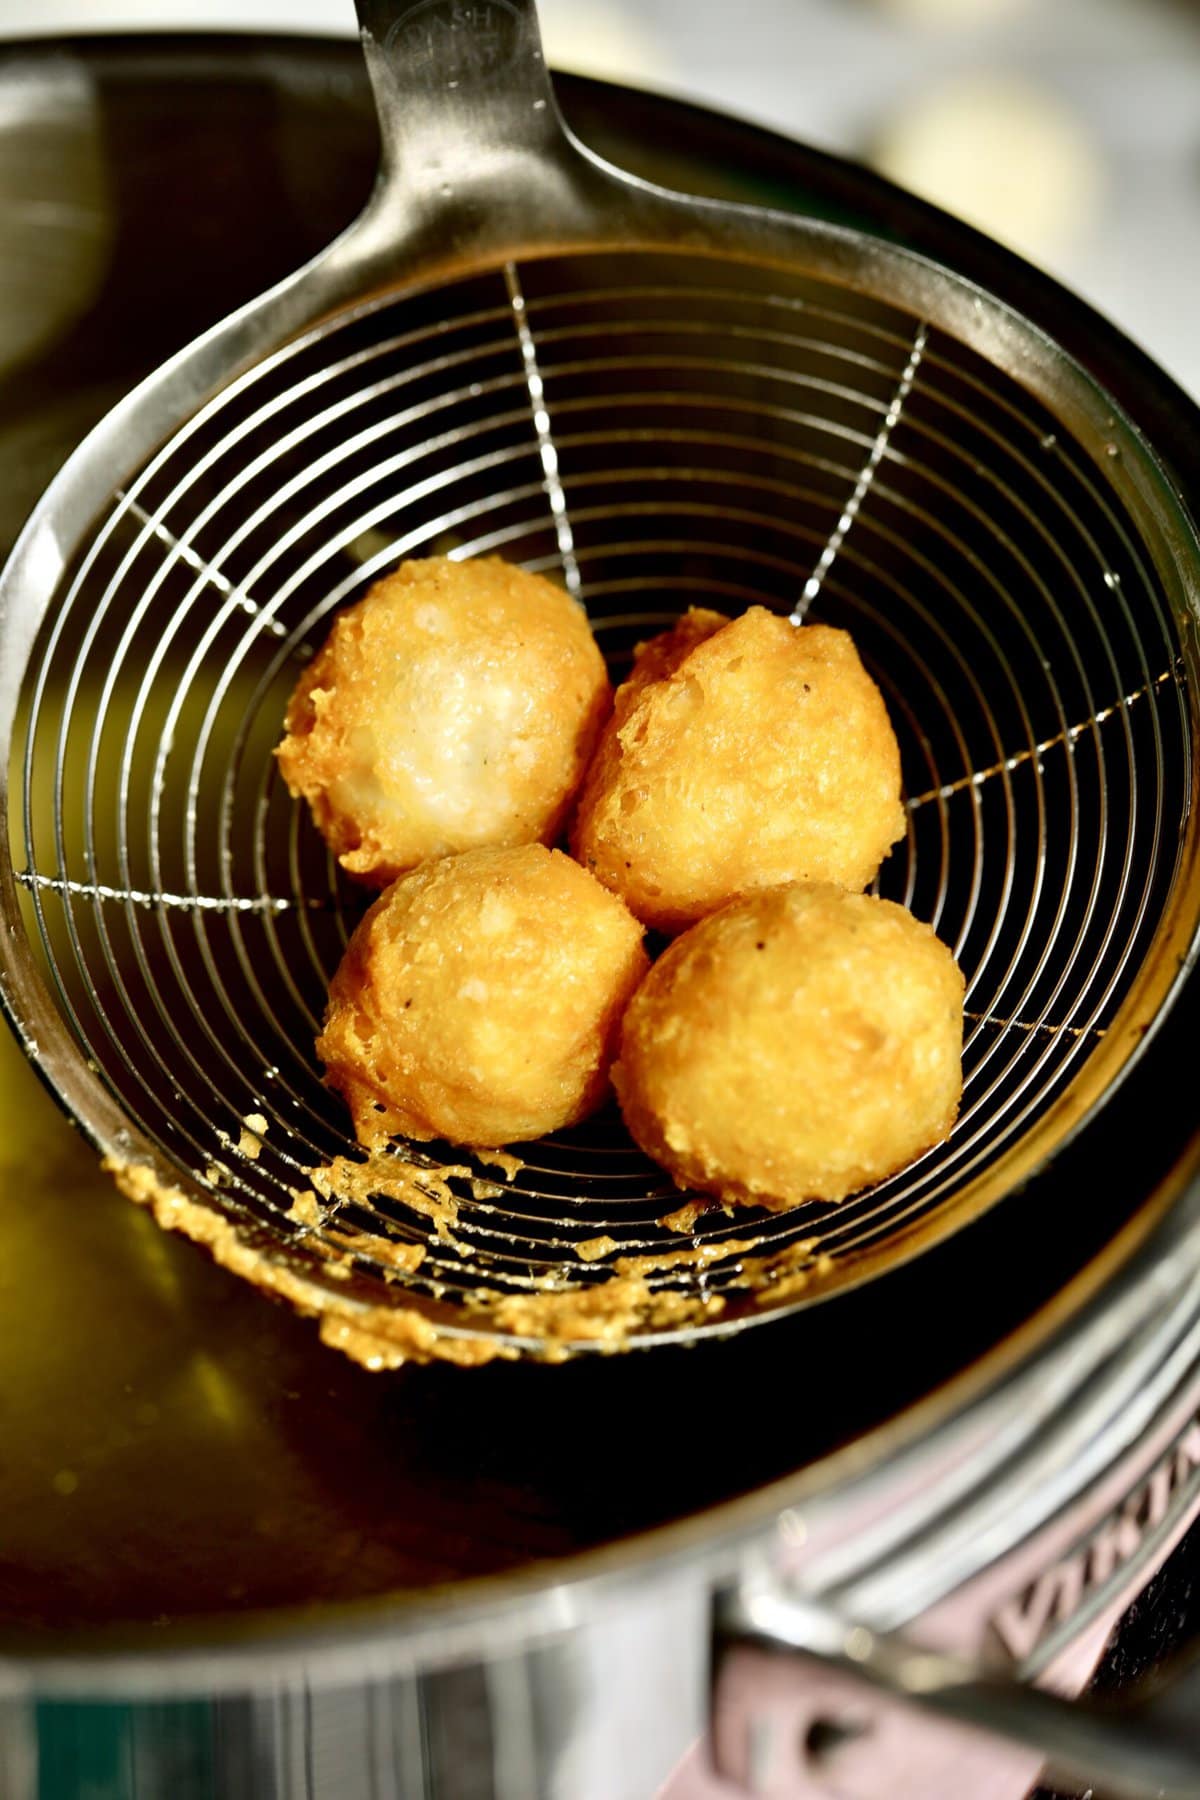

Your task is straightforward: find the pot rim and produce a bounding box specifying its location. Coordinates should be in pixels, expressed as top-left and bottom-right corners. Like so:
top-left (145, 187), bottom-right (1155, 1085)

top-left (0, 29), bottom-right (1198, 1697)
top-left (1, 1134), bottom-right (1195, 1697)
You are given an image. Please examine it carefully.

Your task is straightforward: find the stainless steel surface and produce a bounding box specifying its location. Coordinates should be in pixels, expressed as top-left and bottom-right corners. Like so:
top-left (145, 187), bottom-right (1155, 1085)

top-left (709, 1151), bottom-right (1200, 1799)
top-left (4, 1136), bottom-right (1198, 1799)
top-left (715, 1587), bottom-right (1200, 1800)
top-left (1, 0), bottom-right (1198, 1368)
top-left (9, 0), bottom-right (1200, 413)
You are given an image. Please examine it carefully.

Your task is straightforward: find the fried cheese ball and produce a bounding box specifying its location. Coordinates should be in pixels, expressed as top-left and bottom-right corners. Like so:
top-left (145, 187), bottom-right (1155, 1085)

top-left (571, 606), bottom-right (905, 932)
top-left (277, 556), bottom-right (611, 885)
top-left (613, 883), bottom-right (964, 1209)
top-left (318, 844), bottom-right (649, 1147)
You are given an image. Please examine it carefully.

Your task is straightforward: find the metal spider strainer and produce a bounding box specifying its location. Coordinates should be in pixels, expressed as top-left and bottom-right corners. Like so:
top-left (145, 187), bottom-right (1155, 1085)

top-left (0, 0), bottom-right (1197, 1366)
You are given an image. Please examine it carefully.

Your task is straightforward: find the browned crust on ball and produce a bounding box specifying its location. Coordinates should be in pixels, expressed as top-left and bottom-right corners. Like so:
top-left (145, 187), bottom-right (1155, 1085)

top-left (318, 844), bottom-right (649, 1147)
top-left (612, 883), bottom-right (964, 1209)
top-left (571, 606), bottom-right (905, 932)
top-left (614, 607), bottom-right (729, 718)
top-left (277, 556), bottom-right (611, 885)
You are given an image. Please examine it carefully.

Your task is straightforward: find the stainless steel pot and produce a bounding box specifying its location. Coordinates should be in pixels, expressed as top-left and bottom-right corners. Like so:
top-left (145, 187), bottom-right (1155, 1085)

top-left (0, 31), bottom-right (1198, 1800)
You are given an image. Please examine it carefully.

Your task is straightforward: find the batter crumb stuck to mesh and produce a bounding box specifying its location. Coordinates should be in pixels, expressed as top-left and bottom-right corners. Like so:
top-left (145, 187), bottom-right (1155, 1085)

top-left (238, 1113), bottom-right (268, 1160)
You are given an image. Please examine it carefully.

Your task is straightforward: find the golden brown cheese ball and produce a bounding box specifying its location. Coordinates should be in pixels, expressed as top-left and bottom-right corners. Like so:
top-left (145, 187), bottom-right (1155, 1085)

top-left (613, 883), bottom-right (964, 1209)
top-left (277, 556), bottom-right (610, 885)
top-left (318, 844), bottom-right (648, 1147)
top-left (571, 606), bottom-right (905, 933)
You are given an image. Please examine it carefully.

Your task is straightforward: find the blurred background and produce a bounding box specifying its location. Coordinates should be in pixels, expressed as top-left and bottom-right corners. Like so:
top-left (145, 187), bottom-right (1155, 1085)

top-left (1, 0), bottom-right (1198, 398)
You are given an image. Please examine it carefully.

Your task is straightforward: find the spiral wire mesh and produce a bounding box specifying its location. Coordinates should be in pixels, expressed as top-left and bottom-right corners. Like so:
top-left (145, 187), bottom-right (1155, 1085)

top-left (6, 246), bottom-right (1196, 1349)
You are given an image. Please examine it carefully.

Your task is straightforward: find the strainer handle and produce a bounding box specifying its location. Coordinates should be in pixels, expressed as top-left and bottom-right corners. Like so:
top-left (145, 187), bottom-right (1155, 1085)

top-left (339, 0), bottom-right (837, 289)
top-left (712, 1579), bottom-right (1200, 1799)
top-left (351, 0), bottom-right (582, 225)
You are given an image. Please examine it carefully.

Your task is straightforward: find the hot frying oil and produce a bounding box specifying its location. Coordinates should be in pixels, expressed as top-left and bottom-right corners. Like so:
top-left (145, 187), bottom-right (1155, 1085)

top-left (0, 1031), bottom-right (577, 1629)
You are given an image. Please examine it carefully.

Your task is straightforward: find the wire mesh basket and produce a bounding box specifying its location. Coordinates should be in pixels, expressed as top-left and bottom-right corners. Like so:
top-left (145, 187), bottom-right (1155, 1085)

top-left (5, 232), bottom-right (1196, 1358)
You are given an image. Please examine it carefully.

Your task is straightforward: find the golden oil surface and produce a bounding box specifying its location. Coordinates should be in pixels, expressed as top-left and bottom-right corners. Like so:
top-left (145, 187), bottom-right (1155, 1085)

top-left (0, 1034), bottom-right (582, 1631)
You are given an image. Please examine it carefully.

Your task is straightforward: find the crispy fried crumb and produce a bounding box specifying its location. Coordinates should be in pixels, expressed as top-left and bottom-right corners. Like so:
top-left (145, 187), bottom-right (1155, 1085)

top-left (575, 1235), bottom-right (619, 1262)
top-left (238, 1113), bottom-right (268, 1159)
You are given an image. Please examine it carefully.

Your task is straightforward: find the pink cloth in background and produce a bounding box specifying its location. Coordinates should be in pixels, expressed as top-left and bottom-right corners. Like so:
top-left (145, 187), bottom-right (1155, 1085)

top-left (662, 1488), bottom-right (1199, 1799)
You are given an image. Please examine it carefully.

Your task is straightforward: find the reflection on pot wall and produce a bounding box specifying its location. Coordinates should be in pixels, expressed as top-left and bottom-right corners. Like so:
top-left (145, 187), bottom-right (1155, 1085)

top-left (3, 0), bottom-right (1198, 397)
